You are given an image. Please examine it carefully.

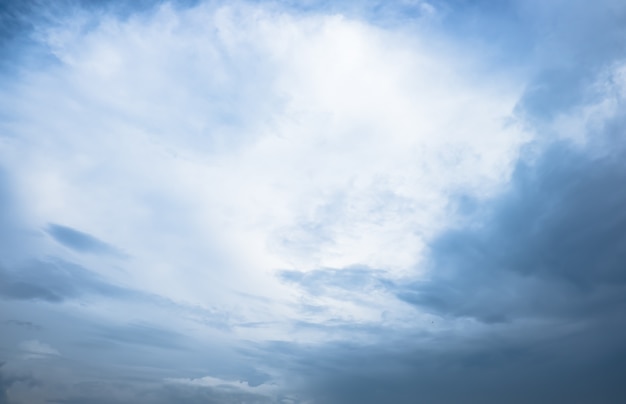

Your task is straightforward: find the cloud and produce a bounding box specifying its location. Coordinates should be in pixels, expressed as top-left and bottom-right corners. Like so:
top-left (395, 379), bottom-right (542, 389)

top-left (1, 0), bottom-right (626, 403)
top-left (0, 259), bottom-right (131, 302)
top-left (166, 374), bottom-right (277, 395)
top-left (279, 266), bottom-right (391, 297)
top-left (276, 266), bottom-right (411, 331)
top-left (19, 340), bottom-right (60, 359)
top-left (263, 10), bottom-right (626, 400)
top-left (0, 167), bottom-right (37, 266)
top-left (503, 0), bottom-right (626, 123)
top-left (0, 257), bottom-right (233, 337)
top-left (46, 223), bottom-right (126, 257)
top-left (0, 0), bottom-right (528, 328)
top-left (272, 326), bottom-right (626, 404)
top-left (397, 69), bottom-right (626, 324)
top-left (94, 322), bottom-right (187, 350)
top-left (44, 381), bottom-right (279, 404)
top-left (4, 320), bottom-right (42, 330)
top-left (0, 363), bottom-right (39, 404)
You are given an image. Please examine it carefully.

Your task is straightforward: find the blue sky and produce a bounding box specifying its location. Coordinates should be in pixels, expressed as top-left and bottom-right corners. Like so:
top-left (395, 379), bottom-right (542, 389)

top-left (1, 0), bottom-right (626, 403)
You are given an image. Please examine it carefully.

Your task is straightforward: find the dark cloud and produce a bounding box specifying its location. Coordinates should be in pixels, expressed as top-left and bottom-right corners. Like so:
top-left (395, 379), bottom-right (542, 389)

top-left (44, 381), bottom-right (275, 404)
top-left (0, 0), bottom-right (38, 73)
top-left (397, 135), bottom-right (626, 323)
top-left (4, 320), bottom-right (42, 330)
top-left (0, 363), bottom-right (39, 404)
top-left (0, 258), bottom-right (131, 302)
top-left (0, 370), bottom-right (6, 404)
top-left (154, 383), bottom-right (274, 404)
top-left (240, 305), bottom-right (626, 404)
top-left (0, 257), bottom-right (230, 329)
top-left (46, 223), bottom-right (126, 258)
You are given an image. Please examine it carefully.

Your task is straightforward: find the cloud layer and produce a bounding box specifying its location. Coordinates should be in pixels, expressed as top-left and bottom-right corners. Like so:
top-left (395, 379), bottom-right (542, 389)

top-left (1, 0), bottom-right (626, 403)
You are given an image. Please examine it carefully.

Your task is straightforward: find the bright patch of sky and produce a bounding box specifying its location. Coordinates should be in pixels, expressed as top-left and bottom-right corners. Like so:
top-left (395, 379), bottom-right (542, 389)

top-left (2, 1), bottom-right (527, 333)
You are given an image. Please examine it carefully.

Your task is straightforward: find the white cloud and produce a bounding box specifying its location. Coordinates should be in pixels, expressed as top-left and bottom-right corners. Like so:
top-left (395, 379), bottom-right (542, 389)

top-left (167, 374), bottom-right (278, 396)
top-left (0, 1), bottom-right (529, 340)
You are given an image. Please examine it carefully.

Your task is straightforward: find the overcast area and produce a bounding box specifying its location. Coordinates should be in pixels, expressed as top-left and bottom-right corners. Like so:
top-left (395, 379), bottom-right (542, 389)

top-left (1, 0), bottom-right (626, 403)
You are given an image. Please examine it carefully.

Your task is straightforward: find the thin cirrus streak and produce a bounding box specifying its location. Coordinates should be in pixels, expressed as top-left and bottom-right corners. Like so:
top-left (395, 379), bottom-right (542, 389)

top-left (1, 0), bottom-right (626, 403)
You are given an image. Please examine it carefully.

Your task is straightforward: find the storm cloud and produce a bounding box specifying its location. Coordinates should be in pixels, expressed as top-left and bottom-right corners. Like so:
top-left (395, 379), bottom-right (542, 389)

top-left (399, 137), bottom-right (626, 323)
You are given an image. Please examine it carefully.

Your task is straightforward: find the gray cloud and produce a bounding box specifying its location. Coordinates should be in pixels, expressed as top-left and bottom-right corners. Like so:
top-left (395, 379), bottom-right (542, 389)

top-left (0, 257), bottom-right (232, 334)
top-left (39, 382), bottom-right (276, 404)
top-left (4, 320), bottom-right (42, 330)
top-left (514, 0), bottom-right (626, 121)
top-left (241, 296), bottom-right (626, 403)
top-left (46, 223), bottom-right (126, 258)
top-left (0, 363), bottom-right (39, 404)
top-left (0, 259), bottom-right (131, 303)
top-left (283, 3), bottom-right (626, 396)
top-left (397, 134), bottom-right (626, 323)
top-left (285, 326), bottom-right (626, 404)
top-left (2, 1), bottom-right (626, 403)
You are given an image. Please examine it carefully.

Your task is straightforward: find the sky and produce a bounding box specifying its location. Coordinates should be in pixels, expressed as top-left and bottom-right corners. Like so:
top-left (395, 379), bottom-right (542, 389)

top-left (1, 0), bottom-right (626, 403)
